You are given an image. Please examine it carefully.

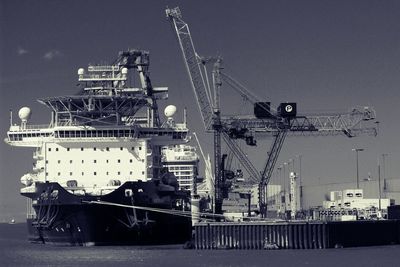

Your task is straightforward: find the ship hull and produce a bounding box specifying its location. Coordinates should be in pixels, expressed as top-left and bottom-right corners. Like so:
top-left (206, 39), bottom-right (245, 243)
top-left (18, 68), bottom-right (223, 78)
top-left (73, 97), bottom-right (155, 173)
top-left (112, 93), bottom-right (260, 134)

top-left (22, 181), bottom-right (192, 246)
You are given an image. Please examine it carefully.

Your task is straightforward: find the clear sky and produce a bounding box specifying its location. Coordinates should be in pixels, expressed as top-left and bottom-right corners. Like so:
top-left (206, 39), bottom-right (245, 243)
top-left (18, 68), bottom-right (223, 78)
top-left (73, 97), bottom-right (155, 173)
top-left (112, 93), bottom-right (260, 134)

top-left (1, 0), bottom-right (400, 221)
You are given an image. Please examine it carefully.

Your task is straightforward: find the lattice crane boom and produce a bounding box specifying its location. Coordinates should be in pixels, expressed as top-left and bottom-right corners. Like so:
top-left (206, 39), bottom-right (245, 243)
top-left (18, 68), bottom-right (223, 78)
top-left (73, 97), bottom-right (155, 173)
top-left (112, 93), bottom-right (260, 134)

top-left (166, 7), bottom-right (214, 130)
top-left (167, 6), bottom-right (378, 217)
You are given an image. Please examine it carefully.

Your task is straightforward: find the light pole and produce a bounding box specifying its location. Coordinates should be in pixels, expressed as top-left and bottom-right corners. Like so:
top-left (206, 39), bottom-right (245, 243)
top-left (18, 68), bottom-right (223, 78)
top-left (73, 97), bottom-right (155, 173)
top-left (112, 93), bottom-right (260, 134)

top-left (277, 166), bottom-right (282, 209)
top-left (377, 156), bottom-right (382, 211)
top-left (382, 153), bottom-right (388, 195)
top-left (283, 162), bottom-right (288, 213)
top-left (296, 154), bottom-right (302, 211)
top-left (352, 148), bottom-right (364, 189)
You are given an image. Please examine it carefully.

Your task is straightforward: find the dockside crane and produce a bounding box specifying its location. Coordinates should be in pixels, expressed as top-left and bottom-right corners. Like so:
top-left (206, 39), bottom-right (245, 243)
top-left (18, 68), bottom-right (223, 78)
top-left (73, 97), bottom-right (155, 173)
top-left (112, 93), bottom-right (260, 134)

top-left (166, 7), bottom-right (378, 217)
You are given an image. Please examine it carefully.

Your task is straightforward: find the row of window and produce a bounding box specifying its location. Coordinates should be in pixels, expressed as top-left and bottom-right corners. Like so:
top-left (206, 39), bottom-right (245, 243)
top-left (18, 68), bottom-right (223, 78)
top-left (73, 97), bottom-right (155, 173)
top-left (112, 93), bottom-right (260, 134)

top-left (46, 171), bottom-right (145, 176)
top-left (48, 146), bottom-right (142, 152)
top-left (173, 171), bottom-right (193, 175)
top-left (53, 130), bottom-right (187, 139)
top-left (175, 176), bottom-right (193, 180)
top-left (46, 159), bottom-right (144, 164)
top-left (9, 129), bottom-right (188, 142)
top-left (55, 129), bottom-right (135, 138)
top-left (168, 166), bottom-right (193, 170)
top-left (8, 132), bottom-right (51, 141)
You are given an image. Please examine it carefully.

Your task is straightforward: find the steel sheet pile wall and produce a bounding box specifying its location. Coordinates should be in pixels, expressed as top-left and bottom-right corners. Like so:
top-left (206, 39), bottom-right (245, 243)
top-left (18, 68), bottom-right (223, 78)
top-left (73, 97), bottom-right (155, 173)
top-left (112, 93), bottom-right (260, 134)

top-left (194, 222), bottom-right (327, 249)
top-left (194, 220), bottom-right (400, 249)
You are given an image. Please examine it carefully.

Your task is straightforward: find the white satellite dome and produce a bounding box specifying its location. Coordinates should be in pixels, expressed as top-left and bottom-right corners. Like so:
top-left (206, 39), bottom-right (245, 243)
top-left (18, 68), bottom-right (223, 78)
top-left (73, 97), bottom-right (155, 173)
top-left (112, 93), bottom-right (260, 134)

top-left (20, 174), bottom-right (33, 186)
top-left (121, 67), bottom-right (128, 75)
top-left (164, 105), bottom-right (177, 118)
top-left (18, 107), bottom-right (31, 122)
top-left (78, 68), bottom-right (85, 75)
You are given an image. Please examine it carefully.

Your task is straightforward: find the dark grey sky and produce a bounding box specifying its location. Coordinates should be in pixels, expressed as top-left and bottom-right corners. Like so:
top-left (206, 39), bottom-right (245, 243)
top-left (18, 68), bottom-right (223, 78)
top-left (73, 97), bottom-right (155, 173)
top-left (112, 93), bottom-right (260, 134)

top-left (1, 0), bottom-right (399, 221)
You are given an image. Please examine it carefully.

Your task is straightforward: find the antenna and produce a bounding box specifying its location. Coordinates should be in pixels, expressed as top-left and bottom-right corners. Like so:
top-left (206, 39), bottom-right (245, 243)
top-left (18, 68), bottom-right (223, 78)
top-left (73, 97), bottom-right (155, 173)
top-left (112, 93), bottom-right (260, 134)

top-left (9, 109), bottom-right (13, 126)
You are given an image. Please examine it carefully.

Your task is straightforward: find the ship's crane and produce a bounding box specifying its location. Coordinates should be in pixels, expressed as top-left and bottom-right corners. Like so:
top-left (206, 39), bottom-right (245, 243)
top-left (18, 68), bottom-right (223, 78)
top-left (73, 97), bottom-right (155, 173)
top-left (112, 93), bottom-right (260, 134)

top-left (113, 50), bottom-right (161, 127)
top-left (166, 7), bottom-right (378, 217)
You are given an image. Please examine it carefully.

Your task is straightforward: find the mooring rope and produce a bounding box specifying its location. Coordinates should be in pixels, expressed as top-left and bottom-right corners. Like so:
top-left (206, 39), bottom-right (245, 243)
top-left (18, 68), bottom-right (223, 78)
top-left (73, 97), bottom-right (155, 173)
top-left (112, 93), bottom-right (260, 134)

top-left (83, 200), bottom-right (210, 220)
top-left (83, 200), bottom-right (276, 222)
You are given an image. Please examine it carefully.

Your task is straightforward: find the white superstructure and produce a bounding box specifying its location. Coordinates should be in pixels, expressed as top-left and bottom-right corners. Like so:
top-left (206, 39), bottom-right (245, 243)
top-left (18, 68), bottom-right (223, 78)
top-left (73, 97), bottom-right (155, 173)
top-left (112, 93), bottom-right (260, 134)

top-left (161, 145), bottom-right (199, 191)
top-left (5, 50), bottom-right (193, 199)
top-left (323, 189), bottom-right (391, 212)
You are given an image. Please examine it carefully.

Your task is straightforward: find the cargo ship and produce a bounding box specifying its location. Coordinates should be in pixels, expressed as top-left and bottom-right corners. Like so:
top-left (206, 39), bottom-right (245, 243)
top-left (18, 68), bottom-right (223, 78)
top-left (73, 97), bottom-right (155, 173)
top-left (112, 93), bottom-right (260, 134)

top-left (4, 49), bottom-right (193, 245)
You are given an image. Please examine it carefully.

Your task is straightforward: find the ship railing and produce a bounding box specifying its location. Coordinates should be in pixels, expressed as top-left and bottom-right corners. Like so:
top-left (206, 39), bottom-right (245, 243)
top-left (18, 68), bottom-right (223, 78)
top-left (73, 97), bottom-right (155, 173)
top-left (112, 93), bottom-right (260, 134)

top-left (88, 65), bottom-right (119, 72)
top-left (9, 124), bottom-right (52, 131)
top-left (79, 73), bottom-right (126, 81)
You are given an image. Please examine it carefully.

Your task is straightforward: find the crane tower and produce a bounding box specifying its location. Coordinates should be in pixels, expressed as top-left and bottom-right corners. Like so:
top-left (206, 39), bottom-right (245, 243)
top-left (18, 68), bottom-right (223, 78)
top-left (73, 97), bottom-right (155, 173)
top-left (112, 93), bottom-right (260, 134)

top-left (166, 7), bottom-right (378, 217)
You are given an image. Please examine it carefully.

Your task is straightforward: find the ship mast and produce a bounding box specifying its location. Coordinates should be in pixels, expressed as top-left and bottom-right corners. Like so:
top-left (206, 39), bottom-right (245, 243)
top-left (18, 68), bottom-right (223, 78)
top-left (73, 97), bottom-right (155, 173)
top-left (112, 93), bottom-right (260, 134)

top-left (38, 49), bottom-right (167, 128)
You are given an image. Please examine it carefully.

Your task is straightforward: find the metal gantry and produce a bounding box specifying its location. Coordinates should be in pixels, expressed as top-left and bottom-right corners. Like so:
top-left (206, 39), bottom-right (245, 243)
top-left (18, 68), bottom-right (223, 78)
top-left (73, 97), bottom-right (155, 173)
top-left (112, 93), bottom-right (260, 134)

top-left (167, 7), bottom-right (378, 217)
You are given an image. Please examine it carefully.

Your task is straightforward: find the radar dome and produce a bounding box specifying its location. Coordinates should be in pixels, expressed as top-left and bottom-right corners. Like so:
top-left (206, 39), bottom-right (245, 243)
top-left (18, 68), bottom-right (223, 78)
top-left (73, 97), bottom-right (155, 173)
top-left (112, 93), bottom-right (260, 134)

top-left (164, 105), bottom-right (177, 118)
top-left (78, 68), bottom-right (85, 75)
top-left (18, 107), bottom-right (31, 122)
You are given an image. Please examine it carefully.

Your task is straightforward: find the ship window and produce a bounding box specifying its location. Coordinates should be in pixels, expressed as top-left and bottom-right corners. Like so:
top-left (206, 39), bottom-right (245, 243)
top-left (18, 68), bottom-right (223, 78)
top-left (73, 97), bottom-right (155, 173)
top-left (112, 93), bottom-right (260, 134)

top-left (139, 147), bottom-right (142, 150)
top-left (67, 148), bottom-right (70, 151)
top-left (94, 147), bottom-right (97, 151)
top-left (82, 160), bottom-right (84, 163)
top-left (118, 159), bottom-right (121, 163)
top-left (142, 171), bottom-right (145, 175)
top-left (58, 172), bottom-right (60, 176)
top-left (142, 159), bottom-right (144, 163)
top-left (48, 148), bottom-right (51, 152)
top-left (70, 160), bottom-right (72, 164)
top-left (56, 148), bottom-right (59, 151)
top-left (94, 160), bottom-right (97, 163)
top-left (106, 147), bottom-right (109, 151)
top-left (58, 160), bottom-right (61, 164)
top-left (106, 172), bottom-right (109, 175)
top-left (118, 172), bottom-right (121, 175)
top-left (131, 147), bottom-right (134, 150)
top-left (106, 160), bottom-right (109, 163)
top-left (120, 147), bottom-right (123, 151)
top-left (81, 147), bottom-right (84, 151)
top-left (94, 172), bottom-right (97, 176)
top-left (46, 172), bottom-right (48, 176)
top-left (82, 172), bottom-right (84, 176)
top-left (46, 160), bottom-right (49, 164)
top-left (130, 159), bottom-right (133, 163)
top-left (130, 171), bottom-right (133, 175)
top-left (70, 172), bottom-right (72, 176)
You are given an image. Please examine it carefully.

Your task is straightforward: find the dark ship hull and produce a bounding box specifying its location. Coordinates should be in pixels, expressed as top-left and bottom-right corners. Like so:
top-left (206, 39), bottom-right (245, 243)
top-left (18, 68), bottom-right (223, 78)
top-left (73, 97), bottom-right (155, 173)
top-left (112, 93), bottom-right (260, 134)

top-left (22, 181), bottom-right (192, 246)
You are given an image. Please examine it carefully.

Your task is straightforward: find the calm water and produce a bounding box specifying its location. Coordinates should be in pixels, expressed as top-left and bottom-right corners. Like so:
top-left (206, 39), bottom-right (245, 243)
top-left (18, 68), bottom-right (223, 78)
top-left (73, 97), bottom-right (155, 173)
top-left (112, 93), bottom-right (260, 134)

top-left (1, 223), bottom-right (400, 267)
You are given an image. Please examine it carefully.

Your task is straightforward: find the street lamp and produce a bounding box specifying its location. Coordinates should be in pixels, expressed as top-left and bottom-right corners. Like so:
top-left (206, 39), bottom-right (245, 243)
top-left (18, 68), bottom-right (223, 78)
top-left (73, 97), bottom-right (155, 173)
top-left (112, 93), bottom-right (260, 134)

top-left (283, 162), bottom-right (288, 212)
top-left (296, 154), bottom-right (302, 210)
top-left (352, 148), bottom-right (364, 189)
top-left (382, 153), bottom-right (388, 194)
